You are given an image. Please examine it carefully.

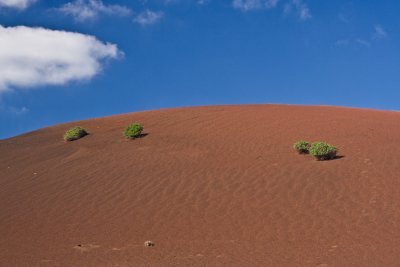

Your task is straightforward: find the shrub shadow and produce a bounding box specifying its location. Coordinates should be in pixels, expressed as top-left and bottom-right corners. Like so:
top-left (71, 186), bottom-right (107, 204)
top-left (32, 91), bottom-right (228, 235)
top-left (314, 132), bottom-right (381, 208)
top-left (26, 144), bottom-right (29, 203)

top-left (331, 155), bottom-right (345, 161)
top-left (136, 133), bottom-right (149, 139)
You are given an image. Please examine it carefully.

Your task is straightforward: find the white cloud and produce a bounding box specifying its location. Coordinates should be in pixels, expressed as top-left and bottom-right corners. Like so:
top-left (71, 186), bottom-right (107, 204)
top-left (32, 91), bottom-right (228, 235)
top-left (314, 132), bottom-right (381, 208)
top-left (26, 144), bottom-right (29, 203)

top-left (355, 38), bottom-right (371, 47)
top-left (338, 13), bottom-right (349, 23)
top-left (335, 39), bottom-right (350, 46)
top-left (134, 10), bottom-right (163, 26)
top-left (0, 102), bottom-right (29, 115)
top-left (0, 0), bottom-right (36, 9)
top-left (164, 0), bottom-right (208, 4)
top-left (373, 25), bottom-right (387, 39)
top-left (197, 0), bottom-right (208, 4)
top-left (335, 38), bottom-right (371, 48)
top-left (284, 0), bottom-right (311, 20)
top-left (233, 0), bottom-right (279, 11)
top-left (336, 25), bottom-right (388, 48)
top-left (0, 25), bottom-right (121, 92)
top-left (7, 106), bottom-right (29, 114)
top-left (59, 0), bottom-right (131, 22)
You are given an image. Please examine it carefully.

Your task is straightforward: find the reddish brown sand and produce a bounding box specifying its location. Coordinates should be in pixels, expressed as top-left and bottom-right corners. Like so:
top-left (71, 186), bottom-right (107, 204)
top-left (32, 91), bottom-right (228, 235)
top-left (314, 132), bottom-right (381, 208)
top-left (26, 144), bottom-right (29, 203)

top-left (1, 105), bottom-right (400, 266)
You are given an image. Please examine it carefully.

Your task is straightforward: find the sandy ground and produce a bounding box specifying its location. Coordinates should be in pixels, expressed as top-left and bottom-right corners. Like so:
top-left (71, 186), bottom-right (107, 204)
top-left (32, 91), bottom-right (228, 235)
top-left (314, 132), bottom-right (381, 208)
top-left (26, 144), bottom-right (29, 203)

top-left (1, 105), bottom-right (400, 266)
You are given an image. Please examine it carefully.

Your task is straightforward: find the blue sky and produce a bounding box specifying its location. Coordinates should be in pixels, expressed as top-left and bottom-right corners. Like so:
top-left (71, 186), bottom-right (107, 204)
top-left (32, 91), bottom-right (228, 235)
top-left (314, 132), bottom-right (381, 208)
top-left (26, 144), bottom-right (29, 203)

top-left (0, 0), bottom-right (399, 139)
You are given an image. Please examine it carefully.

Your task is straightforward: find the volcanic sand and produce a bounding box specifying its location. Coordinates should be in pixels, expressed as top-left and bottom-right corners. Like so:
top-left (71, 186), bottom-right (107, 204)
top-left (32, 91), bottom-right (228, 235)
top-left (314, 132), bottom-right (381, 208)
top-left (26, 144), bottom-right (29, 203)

top-left (1, 105), bottom-right (400, 266)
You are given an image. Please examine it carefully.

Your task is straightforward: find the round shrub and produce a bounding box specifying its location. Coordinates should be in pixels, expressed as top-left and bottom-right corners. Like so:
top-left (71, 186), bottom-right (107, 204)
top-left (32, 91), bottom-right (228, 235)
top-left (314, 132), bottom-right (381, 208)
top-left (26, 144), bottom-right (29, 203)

top-left (293, 140), bottom-right (310, 154)
top-left (63, 126), bottom-right (88, 141)
top-left (309, 141), bottom-right (337, 160)
top-left (123, 123), bottom-right (143, 139)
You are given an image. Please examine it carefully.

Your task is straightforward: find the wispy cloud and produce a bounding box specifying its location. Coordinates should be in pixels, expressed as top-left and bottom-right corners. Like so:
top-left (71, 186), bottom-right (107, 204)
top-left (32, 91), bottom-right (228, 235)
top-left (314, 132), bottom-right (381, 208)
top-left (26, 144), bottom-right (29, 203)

top-left (0, 0), bottom-right (36, 9)
top-left (284, 0), bottom-right (311, 20)
top-left (165, 0), bottom-right (209, 4)
top-left (335, 39), bottom-right (350, 46)
top-left (355, 38), bottom-right (371, 47)
top-left (0, 25), bottom-right (121, 93)
top-left (2, 105), bottom-right (29, 115)
top-left (0, 101), bottom-right (30, 115)
top-left (335, 38), bottom-right (370, 48)
top-left (164, 0), bottom-right (181, 4)
top-left (373, 25), bottom-right (387, 39)
top-left (232, 0), bottom-right (279, 11)
top-left (59, 0), bottom-right (131, 22)
top-left (134, 10), bottom-right (163, 26)
top-left (338, 13), bottom-right (349, 23)
top-left (335, 25), bottom-right (388, 48)
top-left (337, 2), bottom-right (354, 24)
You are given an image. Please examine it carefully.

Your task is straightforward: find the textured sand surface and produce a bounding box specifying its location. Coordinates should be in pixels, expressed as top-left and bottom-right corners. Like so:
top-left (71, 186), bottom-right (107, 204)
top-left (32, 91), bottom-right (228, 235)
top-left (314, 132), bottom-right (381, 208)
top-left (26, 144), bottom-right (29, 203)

top-left (1, 105), bottom-right (400, 266)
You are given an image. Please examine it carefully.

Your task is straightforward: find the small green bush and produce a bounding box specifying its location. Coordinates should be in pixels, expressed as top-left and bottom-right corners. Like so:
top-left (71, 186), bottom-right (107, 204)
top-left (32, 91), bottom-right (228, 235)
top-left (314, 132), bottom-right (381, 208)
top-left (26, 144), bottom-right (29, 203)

top-left (64, 126), bottom-right (88, 141)
top-left (309, 141), bottom-right (337, 160)
top-left (293, 140), bottom-right (310, 154)
top-left (123, 123), bottom-right (144, 139)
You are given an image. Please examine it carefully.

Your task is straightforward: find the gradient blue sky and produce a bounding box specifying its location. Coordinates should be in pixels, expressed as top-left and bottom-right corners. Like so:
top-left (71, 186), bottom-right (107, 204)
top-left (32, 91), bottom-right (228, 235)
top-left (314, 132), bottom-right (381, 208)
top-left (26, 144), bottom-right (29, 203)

top-left (0, 0), bottom-right (399, 139)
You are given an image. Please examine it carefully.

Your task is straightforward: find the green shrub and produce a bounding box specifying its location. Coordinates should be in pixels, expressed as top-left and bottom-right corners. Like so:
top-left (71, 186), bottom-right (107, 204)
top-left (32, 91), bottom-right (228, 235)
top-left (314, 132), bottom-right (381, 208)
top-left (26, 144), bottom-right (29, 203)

top-left (309, 141), bottom-right (337, 160)
top-left (123, 123), bottom-right (143, 139)
top-left (64, 126), bottom-right (88, 141)
top-left (293, 140), bottom-right (310, 154)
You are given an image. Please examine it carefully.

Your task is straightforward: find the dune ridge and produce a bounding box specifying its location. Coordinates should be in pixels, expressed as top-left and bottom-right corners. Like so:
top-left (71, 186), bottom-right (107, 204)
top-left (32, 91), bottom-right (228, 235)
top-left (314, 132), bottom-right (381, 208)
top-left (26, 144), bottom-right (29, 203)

top-left (1, 105), bottom-right (400, 266)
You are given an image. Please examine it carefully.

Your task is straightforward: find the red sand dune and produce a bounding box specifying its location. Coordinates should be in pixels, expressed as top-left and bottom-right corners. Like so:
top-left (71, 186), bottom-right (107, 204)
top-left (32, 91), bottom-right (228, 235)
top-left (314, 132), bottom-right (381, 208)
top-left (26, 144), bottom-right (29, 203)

top-left (1, 105), bottom-right (400, 266)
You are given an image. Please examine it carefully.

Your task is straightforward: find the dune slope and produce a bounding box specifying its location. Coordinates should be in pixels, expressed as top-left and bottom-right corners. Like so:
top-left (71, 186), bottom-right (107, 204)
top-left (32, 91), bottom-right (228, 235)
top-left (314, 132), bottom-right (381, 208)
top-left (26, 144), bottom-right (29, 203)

top-left (1, 105), bottom-right (400, 266)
